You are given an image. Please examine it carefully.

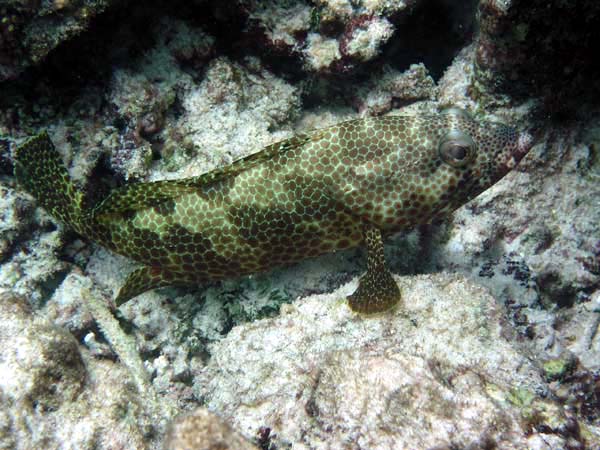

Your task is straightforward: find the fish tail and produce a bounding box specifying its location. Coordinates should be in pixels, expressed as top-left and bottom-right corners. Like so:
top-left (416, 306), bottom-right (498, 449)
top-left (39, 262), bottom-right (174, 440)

top-left (14, 131), bottom-right (87, 234)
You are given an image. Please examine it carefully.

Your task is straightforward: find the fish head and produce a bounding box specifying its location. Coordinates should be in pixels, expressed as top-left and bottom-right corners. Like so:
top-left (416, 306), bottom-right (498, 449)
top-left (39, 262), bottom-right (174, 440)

top-left (466, 119), bottom-right (534, 192)
top-left (421, 109), bottom-right (535, 217)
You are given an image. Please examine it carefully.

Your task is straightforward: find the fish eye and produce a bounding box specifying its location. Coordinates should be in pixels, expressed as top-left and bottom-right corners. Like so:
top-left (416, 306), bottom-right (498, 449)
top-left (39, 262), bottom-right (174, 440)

top-left (438, 130), bottom-right (476, 167)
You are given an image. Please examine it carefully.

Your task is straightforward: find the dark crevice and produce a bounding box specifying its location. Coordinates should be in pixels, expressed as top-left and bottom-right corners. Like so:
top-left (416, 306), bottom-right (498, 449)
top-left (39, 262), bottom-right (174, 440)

top-left (82, 152), bottom-right (122, 210)
top-left (383, 0), bottom-right (478, 81)
top-left (0, 1), bottom-right (179, 111)
top-left (0, 138), bottom-right (13, 175)
top-left (36, 268), bottom-right (69, 308)
top-left (477, 0), bottom-right (600, 119)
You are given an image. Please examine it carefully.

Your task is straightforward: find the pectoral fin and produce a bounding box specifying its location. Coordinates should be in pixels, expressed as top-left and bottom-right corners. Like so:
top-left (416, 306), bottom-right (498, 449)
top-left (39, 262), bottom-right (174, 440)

top-left (347, 224), bottom-right (401, 314)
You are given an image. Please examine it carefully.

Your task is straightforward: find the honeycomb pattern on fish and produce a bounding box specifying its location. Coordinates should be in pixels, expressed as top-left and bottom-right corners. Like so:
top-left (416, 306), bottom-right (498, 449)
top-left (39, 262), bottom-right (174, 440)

top-left (14, 109), bottom-right (533, 313)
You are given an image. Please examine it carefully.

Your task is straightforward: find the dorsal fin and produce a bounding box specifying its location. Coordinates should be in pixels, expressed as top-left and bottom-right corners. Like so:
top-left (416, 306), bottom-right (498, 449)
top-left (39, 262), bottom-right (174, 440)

top-left (92, 131), bottom-right (317, 217)
top-left (173, 131), bottom-right (316, 190)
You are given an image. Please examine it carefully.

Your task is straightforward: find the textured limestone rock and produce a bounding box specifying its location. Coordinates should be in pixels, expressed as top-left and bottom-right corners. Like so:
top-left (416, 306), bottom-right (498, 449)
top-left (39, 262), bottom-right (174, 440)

top-left (0, 0), bottom-right (115, 81)
top-left (164, 408), bottom-right (259, 450)
top-left (197, 274), bottom-right (595, 448)
top-left (0, 184), bottom-right (34, 263)
top-left (176, 56), bottom-right (301, 178)
top-left (353, 63), bottom-right (437, 115)
top-left (0, 290), bottom-right (168, 449)
top-left (244, 0), bottom-right (419, 73)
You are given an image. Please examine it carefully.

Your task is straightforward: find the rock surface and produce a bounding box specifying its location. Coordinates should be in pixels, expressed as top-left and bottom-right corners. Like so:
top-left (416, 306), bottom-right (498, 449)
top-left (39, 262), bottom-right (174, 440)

top-left (164, 408), bottom-right (259, 450)
top-left (0, 290), bottom-right (170, 449)
top-left (0, 0), bottom-right (115, 81)
top-left (197, 273), bottom-right (595, 449)
top-left (244, 0), bottom-right (417, 74)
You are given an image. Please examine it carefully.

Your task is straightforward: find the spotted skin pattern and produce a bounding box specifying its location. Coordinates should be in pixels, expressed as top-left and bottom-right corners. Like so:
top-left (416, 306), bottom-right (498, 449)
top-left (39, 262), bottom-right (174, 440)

top-left (14, 109), bottom-right (533, 313)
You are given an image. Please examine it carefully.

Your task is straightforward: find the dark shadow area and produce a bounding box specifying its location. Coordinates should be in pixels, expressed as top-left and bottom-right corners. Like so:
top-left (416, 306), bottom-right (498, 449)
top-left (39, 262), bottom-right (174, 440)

top-left (478, 0), bottom-right (600, 121)
top-left (384, 0), bottom-right (478, 80)
top-left (0, 1), bottom-right (171, 111)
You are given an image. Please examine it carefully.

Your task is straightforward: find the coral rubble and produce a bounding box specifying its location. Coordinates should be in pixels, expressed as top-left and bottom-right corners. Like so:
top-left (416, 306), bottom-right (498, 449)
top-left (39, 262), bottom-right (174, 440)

top-left (164, 408), bottom-right (258, 450)
top-left (0, 0), bottom-right (115, 81)
top-left (0, 291), bottom-right (172, 449)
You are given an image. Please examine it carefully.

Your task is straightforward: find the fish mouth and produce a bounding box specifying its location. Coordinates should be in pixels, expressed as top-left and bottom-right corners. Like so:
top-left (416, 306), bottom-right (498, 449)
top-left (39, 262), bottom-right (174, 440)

top-left (516, 131), bottom-right (534, 161)
top-left (501, 131), bottom-right (534, 171)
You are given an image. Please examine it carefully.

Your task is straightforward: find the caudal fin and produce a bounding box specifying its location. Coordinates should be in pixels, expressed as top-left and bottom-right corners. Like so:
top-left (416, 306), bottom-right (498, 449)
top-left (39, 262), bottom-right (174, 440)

top-left (14, 131), bottom-right (86, 234)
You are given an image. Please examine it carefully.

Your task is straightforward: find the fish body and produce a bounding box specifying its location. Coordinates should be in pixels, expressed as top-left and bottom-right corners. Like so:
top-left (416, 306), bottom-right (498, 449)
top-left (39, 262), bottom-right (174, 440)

top-left (14, 108), bottom-right (533, 313)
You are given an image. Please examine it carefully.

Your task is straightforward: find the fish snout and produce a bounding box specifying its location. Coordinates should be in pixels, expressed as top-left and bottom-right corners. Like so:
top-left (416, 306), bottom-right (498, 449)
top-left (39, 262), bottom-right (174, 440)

top-left (516, 131), bottom-right (534, 161)
top-left (501, 130), bottom-right (534, 171)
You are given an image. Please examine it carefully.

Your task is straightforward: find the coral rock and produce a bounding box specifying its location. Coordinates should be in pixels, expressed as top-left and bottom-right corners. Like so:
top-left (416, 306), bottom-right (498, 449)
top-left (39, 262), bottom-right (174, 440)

top-left (0, 290), bottom-right (166, 449)
top-left (164, 408), bottom-right (259, 450)
top-left (197, 274), bottom-right (591, 448)
top-left (0, 0), bottom-right (116, 81)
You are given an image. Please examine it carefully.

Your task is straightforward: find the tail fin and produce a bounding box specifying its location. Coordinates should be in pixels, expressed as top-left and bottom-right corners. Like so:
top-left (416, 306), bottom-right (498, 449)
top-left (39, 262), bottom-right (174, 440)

top-left (14, 131), bottom-right (86, 234)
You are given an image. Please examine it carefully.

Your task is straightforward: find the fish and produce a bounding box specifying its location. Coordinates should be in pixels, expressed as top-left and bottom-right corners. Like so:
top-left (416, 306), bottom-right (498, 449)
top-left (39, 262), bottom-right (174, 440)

top-left (13, 108), bottom-right (534, 314)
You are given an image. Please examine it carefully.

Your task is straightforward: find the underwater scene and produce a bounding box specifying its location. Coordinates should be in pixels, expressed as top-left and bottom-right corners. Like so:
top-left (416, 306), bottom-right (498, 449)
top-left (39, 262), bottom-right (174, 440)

top-left (0, 0), bottom-right (599, 448)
